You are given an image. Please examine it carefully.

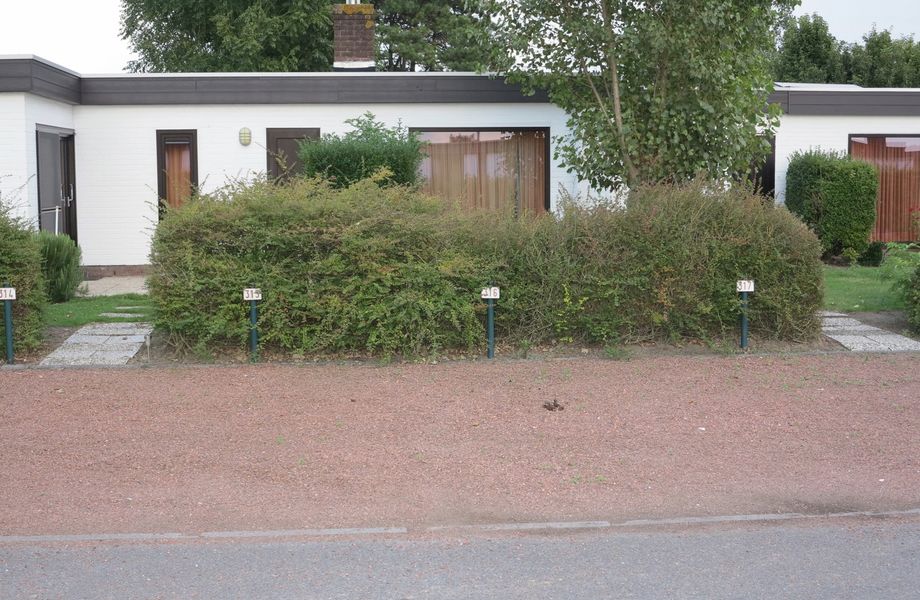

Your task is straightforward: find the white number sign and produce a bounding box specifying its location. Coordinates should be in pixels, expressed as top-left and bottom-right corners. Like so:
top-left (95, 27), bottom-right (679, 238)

top-left (243, 288), bottom-right (262, 301)
top-left (480, 287), bottom-right (501, 300)
top-left (0, 288), bottom-right (16, 301)
top-left (736, 280), bottom-right (755, 293)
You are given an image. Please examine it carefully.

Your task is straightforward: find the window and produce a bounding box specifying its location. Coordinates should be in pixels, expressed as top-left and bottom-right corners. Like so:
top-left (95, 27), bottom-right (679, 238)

top-left (415, 129), bottom-right (549, 214)
top-left (156, 130), bottom-right (197, 213)
top-left (850, 135), bottom-right (920, 242)
top-left (267, 128), bottom-right (320, 181)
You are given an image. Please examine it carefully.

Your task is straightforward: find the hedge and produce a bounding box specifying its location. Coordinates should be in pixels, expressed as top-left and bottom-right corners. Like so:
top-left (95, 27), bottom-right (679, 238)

top-left (149, 177), bottom-right (823, 357)
top-left (785, 150), bottom-right (878, 262)
top-left (297, 112), bottom-right (424, 188)
top-left (0, 204), bottom-right (46, 356)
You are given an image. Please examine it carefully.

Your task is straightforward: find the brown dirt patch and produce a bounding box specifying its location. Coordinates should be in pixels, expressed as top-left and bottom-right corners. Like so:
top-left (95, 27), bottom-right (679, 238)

top-left (1, 353), bottom-right (918, 536)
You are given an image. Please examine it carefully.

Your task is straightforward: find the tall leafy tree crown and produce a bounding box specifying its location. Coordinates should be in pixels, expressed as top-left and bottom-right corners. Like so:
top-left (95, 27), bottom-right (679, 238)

top-left (774, 14), bottom-right (845, 83)
top-left (494, 0), bottom-right (797, 191)
top-left (120, 0), bottom-right (498, 73)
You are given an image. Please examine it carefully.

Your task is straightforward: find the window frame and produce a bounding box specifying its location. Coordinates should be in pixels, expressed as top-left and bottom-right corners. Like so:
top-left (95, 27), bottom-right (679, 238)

top-left (410, 127), bottom-right (552, 213)
top-left (156, 129), bottom-right (198, 216)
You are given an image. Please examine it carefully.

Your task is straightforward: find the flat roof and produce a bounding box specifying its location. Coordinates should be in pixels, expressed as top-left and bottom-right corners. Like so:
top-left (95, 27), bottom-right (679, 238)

top-left (3, 56), bottom-right (920, 115)
top-left (0, 56), bottom-right (548, 105)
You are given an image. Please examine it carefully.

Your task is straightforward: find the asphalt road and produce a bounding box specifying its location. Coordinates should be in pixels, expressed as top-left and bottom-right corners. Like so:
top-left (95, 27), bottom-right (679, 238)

top-left (3, 517), bottom-right (918, 599)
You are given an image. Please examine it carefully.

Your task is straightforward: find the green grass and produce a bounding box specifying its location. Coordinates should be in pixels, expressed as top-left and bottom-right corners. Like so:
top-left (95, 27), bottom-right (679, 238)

top-left (45, 293), bottom-right (153, 327)
top-left (823, 265), bottom-right (904, 312)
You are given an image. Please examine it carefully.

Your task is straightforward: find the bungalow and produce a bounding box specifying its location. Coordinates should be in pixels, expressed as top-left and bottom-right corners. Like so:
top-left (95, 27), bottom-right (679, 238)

top-left (1, 4), bottom-right (918, 276)
top-left (769, 82), bottom-right (920, 242)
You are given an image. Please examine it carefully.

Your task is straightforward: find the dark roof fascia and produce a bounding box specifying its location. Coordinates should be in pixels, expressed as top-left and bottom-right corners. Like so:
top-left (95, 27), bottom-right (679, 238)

top-left (0, 57), bottom-right (548, 105)
top-left (79, 74), bottom-right (549, 105)
top-left (0, 57), bottom-right (81, 104)
top-left (769, 89), bottom-right (920, 116)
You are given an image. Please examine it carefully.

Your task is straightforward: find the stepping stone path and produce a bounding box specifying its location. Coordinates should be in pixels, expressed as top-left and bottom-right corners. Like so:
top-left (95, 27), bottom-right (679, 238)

top-left (821, 311), bottom-right (920, 353)
top-left (41, 323), bottom-right (153, 367)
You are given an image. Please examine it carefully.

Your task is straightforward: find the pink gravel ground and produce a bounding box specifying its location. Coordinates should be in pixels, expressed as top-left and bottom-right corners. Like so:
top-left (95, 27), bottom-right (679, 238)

top-left (0, 353), bottom-right (918, 536)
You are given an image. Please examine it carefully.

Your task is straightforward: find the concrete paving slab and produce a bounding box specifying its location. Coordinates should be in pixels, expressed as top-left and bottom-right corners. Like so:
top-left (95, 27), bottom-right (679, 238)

top-left (40, 322), bottom-right (153, 366)
top-left (824, 334), bottom-right (893, 353)
top-left (821, 317), bottom-right (864, 328)
top-left (818, 311), bottom-right (849, 317)
top-left (98, 313), bottom-right (146, 319)
top-left (863, 334), bottom-right (920, 352)
top-left (821, 324), bottom-right (883, 333)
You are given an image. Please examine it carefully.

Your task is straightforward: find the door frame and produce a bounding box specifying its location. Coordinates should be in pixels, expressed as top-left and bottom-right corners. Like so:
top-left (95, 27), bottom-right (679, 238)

top-left (156, 129), bottom-right (198, 216)
top-left (35, 124), bottom-right (77, 243)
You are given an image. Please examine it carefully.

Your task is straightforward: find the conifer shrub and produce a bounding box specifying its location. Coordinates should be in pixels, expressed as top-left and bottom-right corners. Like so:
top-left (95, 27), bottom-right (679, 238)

top-left (36, 232), bottom-right (83, 302)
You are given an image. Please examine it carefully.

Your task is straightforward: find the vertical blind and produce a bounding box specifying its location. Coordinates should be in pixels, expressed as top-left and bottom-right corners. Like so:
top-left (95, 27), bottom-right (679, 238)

top-left (850, 135), bottom-right (920, 242)
top-left (163, 142), bottom-right (192, 209)
top-left (417, 130), bottom-right (547, 214)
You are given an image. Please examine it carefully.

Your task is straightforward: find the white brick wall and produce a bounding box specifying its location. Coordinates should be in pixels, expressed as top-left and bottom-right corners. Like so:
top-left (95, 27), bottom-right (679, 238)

top-left (72, 102), bottom-right (578, 266)
top-left (0, 94), bottom-right (30, 221)
top-left (775, 114), bottom-right (920, 203)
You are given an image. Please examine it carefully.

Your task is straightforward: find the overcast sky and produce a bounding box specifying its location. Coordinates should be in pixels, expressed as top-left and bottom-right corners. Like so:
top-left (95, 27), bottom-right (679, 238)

top-left (0, 0), bottom-right (918, 74)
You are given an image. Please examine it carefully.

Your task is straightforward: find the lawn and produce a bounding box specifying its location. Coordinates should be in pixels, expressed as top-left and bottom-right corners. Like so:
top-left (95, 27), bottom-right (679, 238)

top-left (823, 265), bottom-right (904, 312)
top-left (45, 293), bottom-right (153, 327)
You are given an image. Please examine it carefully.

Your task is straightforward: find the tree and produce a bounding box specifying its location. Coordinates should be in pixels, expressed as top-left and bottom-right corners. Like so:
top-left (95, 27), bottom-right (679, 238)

top-left (121, 0), bottom-right (334, 72)
top-left (494, 0), bottom-right (796, 191)
top-left (121, 0), bottom-right (498, 74)
top-left (849, 28), bottom-right (920, 88)
top-left (774, 14), bottom-right (846, 83)
top-left (376, 0), bottom-right (501, 72)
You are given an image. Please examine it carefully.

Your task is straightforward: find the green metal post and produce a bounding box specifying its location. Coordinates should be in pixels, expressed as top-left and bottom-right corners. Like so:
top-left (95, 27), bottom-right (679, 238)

top-left (487, 298), bottom-right (495, 359)
top-left (740, 291), bottom-right (749, 350)
top-left (249, 299), bottom-right (259, 362)
top-left (3, 284), bottom-right (13, 364)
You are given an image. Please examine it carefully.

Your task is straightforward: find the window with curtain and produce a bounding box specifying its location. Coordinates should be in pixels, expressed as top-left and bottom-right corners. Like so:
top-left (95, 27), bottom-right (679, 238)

top-left (156, 130), bottom-right (198, 214)
top-left (850, 135), bottom-right (920, 242)
top-left (416, 129), bottom-right (548, 214)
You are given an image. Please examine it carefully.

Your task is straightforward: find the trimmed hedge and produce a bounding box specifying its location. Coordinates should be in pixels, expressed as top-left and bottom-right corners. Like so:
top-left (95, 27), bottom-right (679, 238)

top-left (149, 177), bottom-right (822, 357)
top-left (297, 112), bottom-right (424, 188)
top-left (0, 205), bottom-right (46, 356)
top-left (37, 232), bottom-right (83, 302)
top-left (786, 150), bottom-right (878, 262)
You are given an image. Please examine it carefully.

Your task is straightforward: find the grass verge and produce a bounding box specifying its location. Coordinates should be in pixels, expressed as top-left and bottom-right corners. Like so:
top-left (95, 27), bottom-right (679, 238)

top-left (45, 293), bottom-right (153, 327)
top-left (823, 265), bottom-right (904, 312)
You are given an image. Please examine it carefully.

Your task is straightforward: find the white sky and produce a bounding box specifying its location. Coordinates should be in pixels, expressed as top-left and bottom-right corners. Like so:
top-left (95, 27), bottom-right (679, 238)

top-left (0, 1), bottom-right (917, 74)
top-left (796, 0), bottom-right (920, 42)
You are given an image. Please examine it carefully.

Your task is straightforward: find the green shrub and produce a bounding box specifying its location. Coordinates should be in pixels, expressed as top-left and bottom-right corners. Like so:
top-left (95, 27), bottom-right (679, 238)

top-left (149, 177), bottom-right (822, 357)
top-left (857, 241), bottom-right (885, 266)
top-left (907, 264), bottom-right (920, 333)
top-left (785, 149), bottom-right (838, 225)
top-left (36, 232), bottom-right (83, 302)
top-left (298, 112), bottom-right (424, 188)
top-left (879, 242), bottom-right (920, 298)
top-left (785, 150), bottom-right (878, 262)
top-left (0, 203), bottom-right (47, 356)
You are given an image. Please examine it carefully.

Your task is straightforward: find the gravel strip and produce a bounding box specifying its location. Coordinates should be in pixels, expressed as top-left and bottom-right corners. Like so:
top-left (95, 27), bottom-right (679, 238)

top-left (1, 354), bottom-right (918, 536)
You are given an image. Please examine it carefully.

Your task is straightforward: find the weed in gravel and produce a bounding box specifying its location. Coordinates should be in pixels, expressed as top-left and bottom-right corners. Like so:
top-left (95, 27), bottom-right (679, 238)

top-left (603, 345), bottom-right (632, 361)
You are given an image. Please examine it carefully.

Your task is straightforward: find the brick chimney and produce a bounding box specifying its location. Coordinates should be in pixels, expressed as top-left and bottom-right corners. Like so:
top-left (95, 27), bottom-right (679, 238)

top-left (333, 2), bottom-right (376, 72)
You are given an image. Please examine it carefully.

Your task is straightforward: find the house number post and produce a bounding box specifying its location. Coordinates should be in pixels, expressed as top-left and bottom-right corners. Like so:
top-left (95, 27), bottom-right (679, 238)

top-left (481, 285), bottom-right (500, 359)
top-left (243, 287), bottom-right (262, 362)
top-left (737, 280), bottom-right (755, 350)
top-left (1, 283), bottom-right (15, 364)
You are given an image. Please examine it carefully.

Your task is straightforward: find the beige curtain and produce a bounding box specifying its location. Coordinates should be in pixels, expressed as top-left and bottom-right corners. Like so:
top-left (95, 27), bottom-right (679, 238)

top-left (164, 143), bottom-right (192, 209)
top-left (419, 131), bottom-right (547, 214)
top-left (851, 136), bottom-right (920, 242)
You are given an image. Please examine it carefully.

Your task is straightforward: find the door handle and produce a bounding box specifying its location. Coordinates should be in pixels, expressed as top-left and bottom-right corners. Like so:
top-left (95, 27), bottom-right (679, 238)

top-left (67, 184), bottom-right (74, 207)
